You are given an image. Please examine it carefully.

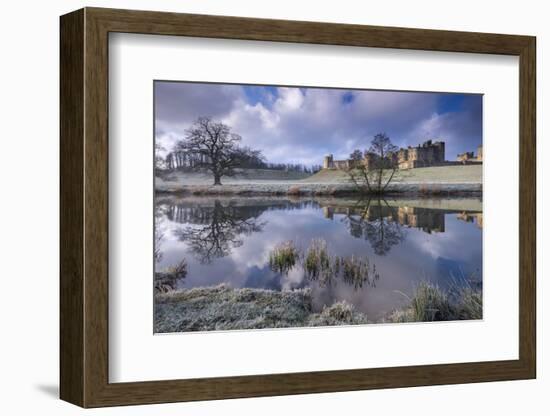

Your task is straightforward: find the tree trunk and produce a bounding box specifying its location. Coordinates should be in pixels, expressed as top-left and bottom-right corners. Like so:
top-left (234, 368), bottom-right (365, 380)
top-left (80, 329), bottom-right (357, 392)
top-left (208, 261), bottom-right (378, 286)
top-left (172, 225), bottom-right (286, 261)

top-left (213, 173), bottom-right (222, 185)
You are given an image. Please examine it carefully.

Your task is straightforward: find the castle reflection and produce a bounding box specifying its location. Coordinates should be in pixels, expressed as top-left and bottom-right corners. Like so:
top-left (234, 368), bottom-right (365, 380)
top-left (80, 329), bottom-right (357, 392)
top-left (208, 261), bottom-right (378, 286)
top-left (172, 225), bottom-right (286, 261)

top-left (456, 211), bottom-right (483, 229)
top-left (322, 204), bottom-right (449, 234)
top-left (323, 199), bottom-right (483, 255)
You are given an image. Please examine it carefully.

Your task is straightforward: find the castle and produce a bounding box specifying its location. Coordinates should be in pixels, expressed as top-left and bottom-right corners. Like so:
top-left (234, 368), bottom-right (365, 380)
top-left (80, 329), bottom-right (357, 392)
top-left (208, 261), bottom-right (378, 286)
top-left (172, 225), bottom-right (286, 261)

top-left (397, 140), bottom-right (445, 169)
top-left (323, 140), bottom-right (482, 171)
top-left (457, 145), bottom-right (483, 163)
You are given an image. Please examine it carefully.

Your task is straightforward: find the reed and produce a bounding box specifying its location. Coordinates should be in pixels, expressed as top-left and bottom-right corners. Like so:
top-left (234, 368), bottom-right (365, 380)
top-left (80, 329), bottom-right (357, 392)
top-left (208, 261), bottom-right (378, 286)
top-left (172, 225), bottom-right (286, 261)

top-left (268, 240), bottom-right (300, 274)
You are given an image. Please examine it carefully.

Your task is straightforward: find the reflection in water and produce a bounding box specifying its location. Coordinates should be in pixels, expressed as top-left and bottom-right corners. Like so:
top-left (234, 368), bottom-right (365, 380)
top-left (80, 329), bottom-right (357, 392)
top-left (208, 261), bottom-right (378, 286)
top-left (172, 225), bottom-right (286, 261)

top-left (154, 206), bottom-right (164, 264)
top-left (456, 211), bottom-right (483, 229)
top-left (288, 238), bottom-right (380, 289)
top-left (171, 200), bottom-right (266, 263)
top-left (338, 199), bottom-right (406, 256)
top-left (155, 196), bottom-right (483, 320)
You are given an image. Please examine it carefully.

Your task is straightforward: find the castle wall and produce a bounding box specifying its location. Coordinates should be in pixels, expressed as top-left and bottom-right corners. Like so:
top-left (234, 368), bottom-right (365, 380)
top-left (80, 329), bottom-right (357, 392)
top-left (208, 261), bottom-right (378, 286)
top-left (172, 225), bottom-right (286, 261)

top-left (397, 140), bottom-right (445, 169)
top-left (457, 151), bottom-right (475, 162)
top-left (323, 140), bottom-right (480, 172)
top-left (333, 160), bottom-right (351, 169)
top-left (324, 154), bottom-right (361, 170)
top-left (398, 207), bottom-right (445, 233)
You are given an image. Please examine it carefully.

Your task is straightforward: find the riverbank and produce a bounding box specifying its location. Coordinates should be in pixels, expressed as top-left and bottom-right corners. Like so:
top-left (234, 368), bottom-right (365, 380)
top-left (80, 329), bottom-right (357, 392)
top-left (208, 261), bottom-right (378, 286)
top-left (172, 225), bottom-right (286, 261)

top-left (157, 182), bottom-right (481, 196)
top-left (156, 165), bottom-right (482, 196)
top-left (154, 282), bottom-right (482, 333)
top-left (156, 194), bottom-right (483, 213)
top-left (154, 284), bottom-right (369, 332)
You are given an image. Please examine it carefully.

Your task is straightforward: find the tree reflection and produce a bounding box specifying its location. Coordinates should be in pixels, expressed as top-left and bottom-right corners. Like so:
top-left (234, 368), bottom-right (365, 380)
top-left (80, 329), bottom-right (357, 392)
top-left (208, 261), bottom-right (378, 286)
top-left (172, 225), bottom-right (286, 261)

top-left (342, 198), bottom-right (405, 255)
top-left (154, 205), bottom-right (165, 264)
top-left (172, 200), bottom-right (266, 263)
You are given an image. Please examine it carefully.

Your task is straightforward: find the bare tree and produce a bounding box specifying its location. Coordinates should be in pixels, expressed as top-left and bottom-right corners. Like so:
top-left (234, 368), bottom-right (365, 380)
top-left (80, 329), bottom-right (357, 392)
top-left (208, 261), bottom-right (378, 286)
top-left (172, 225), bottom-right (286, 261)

top-left (369, 133), bottom-right (399, 192)
top-left (176, 117), bottom-right (263, 185)
top-left (345, 133), bottom-right (399, 194)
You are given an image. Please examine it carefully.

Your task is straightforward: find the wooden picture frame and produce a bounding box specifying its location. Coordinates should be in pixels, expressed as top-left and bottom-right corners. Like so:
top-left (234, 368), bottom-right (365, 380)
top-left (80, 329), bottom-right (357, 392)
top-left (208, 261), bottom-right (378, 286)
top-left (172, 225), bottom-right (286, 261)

top-left (60, 7), bottom-right (536, 408)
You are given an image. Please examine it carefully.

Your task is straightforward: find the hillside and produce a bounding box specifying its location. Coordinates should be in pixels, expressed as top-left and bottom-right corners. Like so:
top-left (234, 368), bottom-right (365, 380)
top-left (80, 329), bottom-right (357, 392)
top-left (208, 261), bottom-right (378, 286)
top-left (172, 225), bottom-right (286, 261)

top-left (301, 165), bottom-right (482, 184)
top-left (158, 168), bottom-right (310, 185)
top-left (155, 165), bottom-right (482, 195)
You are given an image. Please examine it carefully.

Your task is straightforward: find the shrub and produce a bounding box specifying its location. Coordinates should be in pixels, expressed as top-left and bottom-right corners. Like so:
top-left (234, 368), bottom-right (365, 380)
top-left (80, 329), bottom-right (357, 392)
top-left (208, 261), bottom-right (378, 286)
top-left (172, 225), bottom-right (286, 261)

top-left (154, 259), bottom-right (188, 293)
top-left (164, 259), bottom-right (188, 279)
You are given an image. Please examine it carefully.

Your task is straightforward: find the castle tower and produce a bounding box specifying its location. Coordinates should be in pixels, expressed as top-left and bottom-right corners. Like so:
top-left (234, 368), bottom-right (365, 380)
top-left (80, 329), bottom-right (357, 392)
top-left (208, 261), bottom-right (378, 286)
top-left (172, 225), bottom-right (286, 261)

top-left (323, 154), bottom-right (334, 169)
top-left (435, 141), bottom-right (445, 162)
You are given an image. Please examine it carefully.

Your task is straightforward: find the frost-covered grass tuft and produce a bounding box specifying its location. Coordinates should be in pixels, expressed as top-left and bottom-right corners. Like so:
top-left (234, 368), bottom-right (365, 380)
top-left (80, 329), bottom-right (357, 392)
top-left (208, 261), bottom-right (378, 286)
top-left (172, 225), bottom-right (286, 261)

top-left (308, 301), bottom-right (368, 326)
top-left (454, 286), bottom-right (482, 320)
top-left (387, 281), bottom-right (482, 323)
top-left (154, 285), bottom-right (368, 332)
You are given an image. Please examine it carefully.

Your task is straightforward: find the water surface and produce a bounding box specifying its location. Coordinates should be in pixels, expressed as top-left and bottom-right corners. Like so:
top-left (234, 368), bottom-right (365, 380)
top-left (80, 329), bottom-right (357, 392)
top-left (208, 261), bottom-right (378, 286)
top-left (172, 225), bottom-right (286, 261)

top-left (155, 195), bottom-right (482, 321)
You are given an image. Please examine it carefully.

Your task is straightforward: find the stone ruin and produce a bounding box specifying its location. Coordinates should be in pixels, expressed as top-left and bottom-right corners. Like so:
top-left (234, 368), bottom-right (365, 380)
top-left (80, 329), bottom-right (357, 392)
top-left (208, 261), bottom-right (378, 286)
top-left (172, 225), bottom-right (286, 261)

top-left (457, 145), bottom-right (483, 163)
top-left (397, 140), bottom-right (446, 169)
top-left (323, 140), bottom-right (483, 171)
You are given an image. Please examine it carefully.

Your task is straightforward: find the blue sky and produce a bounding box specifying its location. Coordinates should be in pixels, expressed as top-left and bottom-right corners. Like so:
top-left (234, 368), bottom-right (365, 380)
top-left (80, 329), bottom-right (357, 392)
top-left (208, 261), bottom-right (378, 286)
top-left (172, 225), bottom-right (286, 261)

top-left (155, 81), bottom-right (482, 166)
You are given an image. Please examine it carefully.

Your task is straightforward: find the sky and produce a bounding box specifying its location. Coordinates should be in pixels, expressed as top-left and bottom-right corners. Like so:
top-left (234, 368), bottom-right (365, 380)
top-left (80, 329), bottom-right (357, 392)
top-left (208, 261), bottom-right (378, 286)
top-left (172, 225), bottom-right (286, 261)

top-left (154, 81), bottom-right (482, 166)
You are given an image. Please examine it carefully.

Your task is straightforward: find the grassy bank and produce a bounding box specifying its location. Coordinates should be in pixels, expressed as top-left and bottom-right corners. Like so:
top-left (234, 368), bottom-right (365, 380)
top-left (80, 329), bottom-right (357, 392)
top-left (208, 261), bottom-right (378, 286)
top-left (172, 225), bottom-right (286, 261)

top-left (154, 284), bottom-right (368, 332)
top-left (303, 165), bottom-right (483, 184)
top-left (154, 281), bottom-right (482, 333)
top-left (156, 182), bottom-right (482, 197)
top-left (155, 165), bottom-right (482, 196)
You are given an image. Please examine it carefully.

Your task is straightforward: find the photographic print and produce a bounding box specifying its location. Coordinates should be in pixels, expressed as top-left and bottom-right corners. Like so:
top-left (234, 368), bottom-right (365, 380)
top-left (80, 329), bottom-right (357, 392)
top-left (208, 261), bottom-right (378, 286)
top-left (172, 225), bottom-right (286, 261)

top-left (153, 81), bottom-right (483, 333)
